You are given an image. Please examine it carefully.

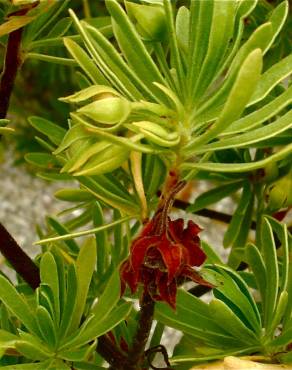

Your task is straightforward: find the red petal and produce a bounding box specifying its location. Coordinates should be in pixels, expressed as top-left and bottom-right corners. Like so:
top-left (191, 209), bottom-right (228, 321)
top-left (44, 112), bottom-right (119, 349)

top-left (168, 218), bottom-right (184, 242)
top-left (157, 239), bottom-right (183, 283)
top-left (181, 265), bottom-right (213, 287)
top-left (130, 235), bottom-right (160, 274)
top-left (157, 274), bottom-right (177, 309)
top-left (185, 241), bottom-right (206, 266)
top-left (120, 260), bottom-right (137, 294)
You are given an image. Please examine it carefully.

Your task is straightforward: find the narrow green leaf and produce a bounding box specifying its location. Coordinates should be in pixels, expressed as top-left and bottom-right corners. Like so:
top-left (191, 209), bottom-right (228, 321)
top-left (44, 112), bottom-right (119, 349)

top-left (61, 302), bottom-right (131, 349)
top-left (78, 176), bottom-right (139, 215)
top-left (187, 49), bottom-right (263, 151)
top-left (268, 291), bottom-right (288, 337)
top-left (15, 341), bottom-right (50, 361)
top-left (249, 54), bottom-right (292, 106)
top-left (187, 181), bottom-right (243, 213)
top-left (105, 0), bottom-right (166, 97)
top-left (25, 153), bottom-right (60, 169)
top-left (93, 201), bottom-right (108, 276)
top-left (70, 237), bottom-right (96, 331)
top-left (0, 276), bottom-right (38, 335)
top-left (223, 183), bottom-right (252, 248)
top-left (91, 269), bottom-right (121, 321)
top-left (40, 252), bottom-right (60, 324)
top-left (36, 216), bottom-right (132, 245)
top-left (192, 0), bottom-right (236, 101)
top-left (246, 243), bottom-right (267, 305)
top-left (36, 306), bottom-right (56, 349)
top-left (209, 299), bottom-right (259, 345)
top-left (197, 110), bottom-right (292, 153)
top-left (54, 188), bottom-right (93, 202)
top-left (29, 116), bottom-right (65, 145)
top-left (182, 143), bottom-right (292, 173)
top-left (64, 38), bottom-right (108, 85)
top-left (59, 264), bottom-right (78, 339)
top-left (226, 85), bottom-right (292, 134)
top-left (47, 217), bottom-right (79, 254)
top-left (262, 218), bottom-right (279, 329)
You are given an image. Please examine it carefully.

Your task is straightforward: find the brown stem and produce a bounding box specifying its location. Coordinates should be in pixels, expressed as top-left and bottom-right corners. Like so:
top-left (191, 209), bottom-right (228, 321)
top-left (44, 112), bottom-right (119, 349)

top-left (0, 5), bottom-right (35, 118)
top-left (126, 292), bottom-right (155, 370)
top-left (0, 223), bottom-right (40, 289)
top-left (97, 335), bottom-right (127, 370)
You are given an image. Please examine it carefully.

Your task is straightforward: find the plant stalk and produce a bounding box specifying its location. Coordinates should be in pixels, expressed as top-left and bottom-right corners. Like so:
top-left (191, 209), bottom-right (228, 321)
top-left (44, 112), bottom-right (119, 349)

top-left (0, 223), bottom-right (40, 289)
top-left (126, 292), bottom-right (155, 370)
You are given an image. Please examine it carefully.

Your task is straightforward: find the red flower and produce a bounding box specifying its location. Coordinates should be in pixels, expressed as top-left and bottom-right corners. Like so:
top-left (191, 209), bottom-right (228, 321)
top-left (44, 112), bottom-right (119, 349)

top-left (120, 216), bottom-right (211, 309)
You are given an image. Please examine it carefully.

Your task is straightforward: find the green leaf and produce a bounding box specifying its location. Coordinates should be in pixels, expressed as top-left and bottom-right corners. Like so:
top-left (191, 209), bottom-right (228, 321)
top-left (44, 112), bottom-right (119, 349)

top-left (40, 252), bottom-right (60, 324)
top-left (192, 0), bottom-right (236, 101)
top-left (209, 299), bottom-right (259, 345)
top-left (176, 6), bottom-right (189, 53)
top-left (246, 243), bottom-right (267, 306)
top-left (223, 182), bottom-right (253, 248)
top-left (182, 143), bottom-right (292, 173)
top-left (54, 188), bottom-right (94, 202)
top-left (15, 340), bottom-right (51, 361)
top-left (187, 48), bottom-right (263, 152)
top-left (35, 306), bottom-right (56, 349)
top-left (268, 291), bottom-right (288, 338)
top-left (25, 153), bottom-right (61, 169)
top-left (0, 276), bottom-right (38, 335)
top-left (188, 0), bottom-right (214, 97)
top-left (90, 269), bottom-right (121, 321)
top-left (187, 180), bottom-right (243, 212)
top-left (29, 116), bottom-right (65, 146)
top-left (205, 266), bottom-right (261, 335)
top-left (271, 325), bottom-right (292, 348)
top-left (60, 85), bottom-right (118, 103)
top-left (93, 201), bottom-right (108, 276)
top-left (261, 218), bottom-right (279, 330)
top-left (0, 360), bottom-right (53, 369)
top-left (249, 54), bottom-right (292, 106)
top-left (47, 217), bottom-right (79, 254)
top-left (59, 264), bottom-right (78, 339)
top-left (105, 0), bottom-right (166, 101)
top-left (226, 84), bottom-right (292, 135)
top-left (78, 176), bottom-right (139, 215)
top-left (70, 237), bottom-right (96, 331)
top-left (197, 110), bottom-right (292, 153)
top-left (36, 216), bottom-right (132, 245)
top-left (64, 38), bottom-right (108, 85)
top-left (61, 302), bottom-right (132, 349)
top-left (155, 291), bottom-right (240, 349)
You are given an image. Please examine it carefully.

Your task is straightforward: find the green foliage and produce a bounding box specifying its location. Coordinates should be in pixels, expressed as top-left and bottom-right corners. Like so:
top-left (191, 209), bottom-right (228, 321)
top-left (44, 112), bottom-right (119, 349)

top-left (0, 246), bottom-right (131, 368)
top-left (0, 0), bottom-right (291, 368)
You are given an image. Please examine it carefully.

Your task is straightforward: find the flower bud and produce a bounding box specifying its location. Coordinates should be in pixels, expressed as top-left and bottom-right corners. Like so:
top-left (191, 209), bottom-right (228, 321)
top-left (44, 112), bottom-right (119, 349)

top-left (77, 96), bottom-right (131, 126)
top-left (126, 1), bottom-right (167, 41)
top-left (132, 121), bottom-right (180, 147)
top-left (267, 171), bottom-right (292, 211)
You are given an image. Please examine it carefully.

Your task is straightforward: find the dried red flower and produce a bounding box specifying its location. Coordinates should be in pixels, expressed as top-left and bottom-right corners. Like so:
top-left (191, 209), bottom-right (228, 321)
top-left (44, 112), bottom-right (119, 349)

top-left (120, 214), bottom-right (211, 309)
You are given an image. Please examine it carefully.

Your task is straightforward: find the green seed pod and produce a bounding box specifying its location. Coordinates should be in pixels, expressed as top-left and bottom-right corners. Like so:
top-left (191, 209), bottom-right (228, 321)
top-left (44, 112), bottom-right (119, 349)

top-left (267, 171), bottom-right (292, 211)
top-left (59, 85), bottom-right (119, 104)
top-left (131, 121), bottom-right (180, 147)
top-left (126, 1), bottom-right (167, 41)
top-left (77, 96), bottom-right (131, 126)
top-left (73, 142), bottom-right (130, 176)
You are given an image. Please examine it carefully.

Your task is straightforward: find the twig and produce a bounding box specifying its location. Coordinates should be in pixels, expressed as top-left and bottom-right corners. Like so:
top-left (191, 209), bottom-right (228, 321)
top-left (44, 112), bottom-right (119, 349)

top-left (0, 223), bottom-right (40, 289)
top-left (97, 335), bottom-right (127, 370)
top-left (126, 292), bottom-right (155, 370)
top-left (0, 5), bottom-right (35, 118)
